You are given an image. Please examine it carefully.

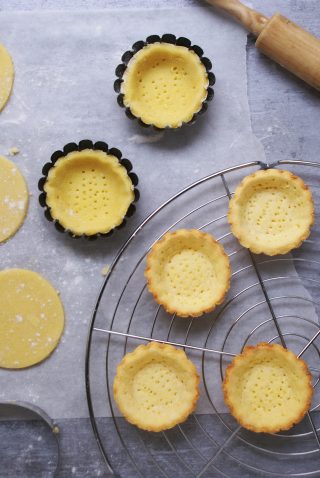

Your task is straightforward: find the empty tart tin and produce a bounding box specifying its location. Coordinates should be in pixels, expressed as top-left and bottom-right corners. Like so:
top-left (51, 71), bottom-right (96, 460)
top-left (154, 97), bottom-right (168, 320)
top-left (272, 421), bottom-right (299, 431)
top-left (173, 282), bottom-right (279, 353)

top-left (114, 34), bottom-right (215, 129)
top-left (0, 401), bottom-right (61, 477)
top-left (38, 140), bottom-right (139, 239)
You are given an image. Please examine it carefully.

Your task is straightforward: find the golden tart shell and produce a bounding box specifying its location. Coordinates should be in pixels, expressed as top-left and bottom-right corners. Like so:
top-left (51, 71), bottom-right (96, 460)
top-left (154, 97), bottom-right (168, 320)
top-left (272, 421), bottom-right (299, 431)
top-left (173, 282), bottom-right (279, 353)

top-left (228, 169), bottom-right (314, 255)
top-left (145, 229), bottom-right (231, 317)
top-left (113, 342), bottom-right (199, 432)
top-left (223, 342), bottom-right (313, 433)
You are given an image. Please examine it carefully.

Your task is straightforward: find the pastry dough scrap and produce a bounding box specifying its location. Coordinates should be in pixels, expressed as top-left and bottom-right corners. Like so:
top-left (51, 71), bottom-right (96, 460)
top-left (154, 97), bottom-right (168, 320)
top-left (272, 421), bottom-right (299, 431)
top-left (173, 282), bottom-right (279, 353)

top-left (114, 342), bottom-right (200, 432)
top-left (223, 343), bottom-right (313, 433)
top-left (122, 43), bottom-right (208, 128)
top-left (0, 269), bottom-right (64, 369)
top-left (145, 229), bottom-right (231, 317)
top-left (0, 155), bottom-right (28, 243)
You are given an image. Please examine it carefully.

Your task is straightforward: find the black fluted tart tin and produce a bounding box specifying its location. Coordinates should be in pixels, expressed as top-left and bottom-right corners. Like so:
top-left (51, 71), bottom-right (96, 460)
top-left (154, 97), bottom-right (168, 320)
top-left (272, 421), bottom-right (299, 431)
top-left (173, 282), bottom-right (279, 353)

top-left (38, 140), bottom-right (140, 240)
top-left (114, 33), bottom-right (215, 130)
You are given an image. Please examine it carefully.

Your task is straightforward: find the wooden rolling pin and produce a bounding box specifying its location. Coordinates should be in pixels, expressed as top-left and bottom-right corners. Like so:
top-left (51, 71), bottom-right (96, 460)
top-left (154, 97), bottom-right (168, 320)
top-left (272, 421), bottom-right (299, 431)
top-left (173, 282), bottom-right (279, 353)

top-left (206, 0), bottom-right (320, 91)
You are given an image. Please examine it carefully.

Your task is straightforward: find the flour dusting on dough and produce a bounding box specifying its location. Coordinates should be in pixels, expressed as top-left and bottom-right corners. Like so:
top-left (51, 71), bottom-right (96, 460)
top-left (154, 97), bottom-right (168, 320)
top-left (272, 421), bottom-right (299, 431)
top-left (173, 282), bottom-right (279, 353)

top-left (0, 269), bottom-right (64, 368)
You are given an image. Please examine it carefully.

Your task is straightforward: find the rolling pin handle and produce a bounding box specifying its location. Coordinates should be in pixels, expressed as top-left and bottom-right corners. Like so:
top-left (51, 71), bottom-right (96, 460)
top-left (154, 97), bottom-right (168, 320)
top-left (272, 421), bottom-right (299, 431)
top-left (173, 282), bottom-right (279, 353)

top-left (205, 0), bottom-right (269, 36)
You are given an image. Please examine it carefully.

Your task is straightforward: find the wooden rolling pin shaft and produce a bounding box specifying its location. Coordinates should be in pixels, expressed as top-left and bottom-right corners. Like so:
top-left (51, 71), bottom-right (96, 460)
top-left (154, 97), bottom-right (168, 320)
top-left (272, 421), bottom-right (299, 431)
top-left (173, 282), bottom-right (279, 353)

top-left (206, 0), bottom-right (320, 91)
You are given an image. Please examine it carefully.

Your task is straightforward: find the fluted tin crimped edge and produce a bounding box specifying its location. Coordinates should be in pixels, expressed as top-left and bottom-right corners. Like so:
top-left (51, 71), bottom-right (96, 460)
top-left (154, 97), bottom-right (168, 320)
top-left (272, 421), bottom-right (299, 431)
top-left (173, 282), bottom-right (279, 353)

top-left (114, 33), bottom-right (215, 130)
top-left (38, 140), bottom-right (140, 240)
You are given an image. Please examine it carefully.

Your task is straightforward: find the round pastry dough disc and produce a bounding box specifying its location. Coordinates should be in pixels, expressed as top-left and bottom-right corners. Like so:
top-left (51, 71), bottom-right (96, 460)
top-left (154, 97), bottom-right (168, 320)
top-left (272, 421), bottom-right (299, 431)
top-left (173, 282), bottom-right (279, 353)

top-left (0, 43), bottom-right (14, 112)
top-left (0, 155), bottom-right (29, 243)
top-left (0, 269), bottom-right (64, 369)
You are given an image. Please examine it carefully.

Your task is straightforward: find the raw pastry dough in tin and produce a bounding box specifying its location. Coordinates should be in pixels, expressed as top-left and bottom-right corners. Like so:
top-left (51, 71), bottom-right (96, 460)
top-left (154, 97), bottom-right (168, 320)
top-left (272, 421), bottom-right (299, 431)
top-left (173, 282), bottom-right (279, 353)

top-left (44, 149), bottom-right (134, 236)
top-left (122, 42), bottom-right (209, 128)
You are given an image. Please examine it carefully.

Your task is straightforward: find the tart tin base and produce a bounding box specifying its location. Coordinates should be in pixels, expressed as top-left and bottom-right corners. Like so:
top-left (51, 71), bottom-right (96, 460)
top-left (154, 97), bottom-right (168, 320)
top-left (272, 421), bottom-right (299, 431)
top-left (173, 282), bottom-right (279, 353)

top-left (38, 140), bottom-right (139, 240)
top-left (0, 401), bottom-right (61, 477)
top-left (114, 34), bottom-right (215, 130)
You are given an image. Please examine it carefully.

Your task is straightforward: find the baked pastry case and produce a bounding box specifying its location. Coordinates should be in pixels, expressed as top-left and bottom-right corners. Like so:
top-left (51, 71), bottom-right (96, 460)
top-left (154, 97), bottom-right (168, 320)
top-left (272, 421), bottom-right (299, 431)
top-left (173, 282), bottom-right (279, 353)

top-left (86, 159), bottom-right (320, 477)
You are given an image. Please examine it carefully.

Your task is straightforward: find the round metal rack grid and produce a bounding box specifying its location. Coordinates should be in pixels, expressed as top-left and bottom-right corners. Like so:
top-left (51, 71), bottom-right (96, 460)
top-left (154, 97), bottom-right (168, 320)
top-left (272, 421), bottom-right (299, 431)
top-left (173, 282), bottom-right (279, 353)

top-left (85, 159), bottom-right (320, 478)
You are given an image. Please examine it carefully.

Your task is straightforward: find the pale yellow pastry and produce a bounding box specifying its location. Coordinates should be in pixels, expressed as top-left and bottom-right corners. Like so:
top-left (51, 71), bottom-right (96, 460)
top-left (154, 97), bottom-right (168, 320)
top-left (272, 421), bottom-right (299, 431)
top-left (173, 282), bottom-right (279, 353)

top-left (0, 155), bottom-right (28, 243)
top-left (44, 149), bottom-right (134, 236)
top-left (0, 269), bottom-right (64, 369)
top-left (145, 229), bottom-right (231, 317)
top-left (0, 43), bottom-right (14, 112)
top-left (228, 169), bottom-right (314, 255)
top-left (113, 342), bottom-right (199, 432)
top-left (223, 343), bottom-right (313, 433)
top-left (121, 43), bottom-right (209, 128)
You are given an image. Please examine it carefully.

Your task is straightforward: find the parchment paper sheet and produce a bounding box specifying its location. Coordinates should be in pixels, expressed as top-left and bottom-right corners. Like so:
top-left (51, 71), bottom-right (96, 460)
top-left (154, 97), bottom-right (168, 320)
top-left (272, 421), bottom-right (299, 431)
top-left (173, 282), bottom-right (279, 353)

top-left (0, 7), bottom-right (317, 419)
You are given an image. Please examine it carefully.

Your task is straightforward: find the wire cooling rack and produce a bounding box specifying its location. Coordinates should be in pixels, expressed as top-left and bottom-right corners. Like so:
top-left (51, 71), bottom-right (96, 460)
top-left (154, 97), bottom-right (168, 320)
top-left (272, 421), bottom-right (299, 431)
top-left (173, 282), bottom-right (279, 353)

top-left (85, 159), bottom-right (320, 478)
